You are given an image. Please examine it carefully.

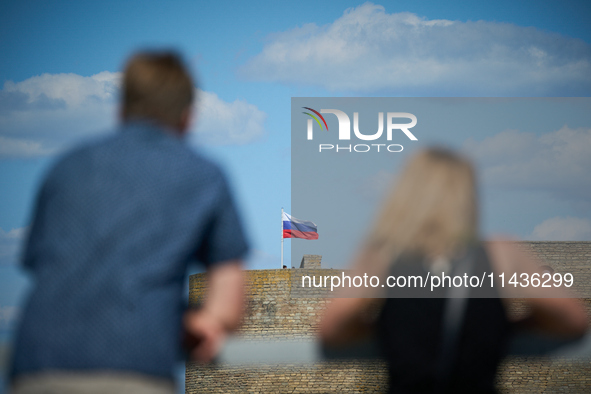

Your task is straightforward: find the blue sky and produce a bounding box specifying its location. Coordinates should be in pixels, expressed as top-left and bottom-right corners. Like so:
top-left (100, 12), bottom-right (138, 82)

top-left (1, 0), bottom-right (590, 390)
top-left (290, 97), bottom-right (591, 267)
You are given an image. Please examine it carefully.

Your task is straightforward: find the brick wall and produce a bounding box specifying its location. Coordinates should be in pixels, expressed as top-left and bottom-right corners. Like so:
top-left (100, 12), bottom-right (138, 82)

top-left (497, 357), bottom-right (591, 393)
top-left (186, 361), bottom-right (388, 393)
top-left (186, 243), bottom-right (591, 393)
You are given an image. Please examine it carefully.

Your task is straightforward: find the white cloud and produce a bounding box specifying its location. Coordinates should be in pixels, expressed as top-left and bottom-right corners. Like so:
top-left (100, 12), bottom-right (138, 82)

top-left (239, 3), bottom-right (591, 95)
top-left (3, 71), bottom-right (121, 108)
top-left (529, 216), bottom-right (591, 241)
top-left (463, 126), bottom-right (591, 202)
top-left (0, 72), bottom-right (121, 157)
top-left (0, 136), bottom-right (57, 158)
top-left (0, 227), bottom-right (27, 265)
top-left (193, 90), bottom-right (266, 145)
top-left (0, 72), bottom-right (266, 158)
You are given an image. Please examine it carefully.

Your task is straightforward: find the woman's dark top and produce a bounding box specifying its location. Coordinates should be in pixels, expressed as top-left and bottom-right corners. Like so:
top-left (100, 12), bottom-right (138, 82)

top-left (376, 245), bottom-right (512, 393)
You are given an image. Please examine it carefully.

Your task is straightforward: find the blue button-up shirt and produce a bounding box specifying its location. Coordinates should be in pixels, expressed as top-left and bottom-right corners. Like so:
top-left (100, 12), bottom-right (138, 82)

top-left (11, 121), bottom-right (249, 380)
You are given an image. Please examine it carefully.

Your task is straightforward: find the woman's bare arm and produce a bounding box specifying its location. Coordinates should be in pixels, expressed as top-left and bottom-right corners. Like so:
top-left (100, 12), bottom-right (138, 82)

top-left (486, 239), bottom-right (588, 338)
top-left (319, 297), bottom-right (380, 347)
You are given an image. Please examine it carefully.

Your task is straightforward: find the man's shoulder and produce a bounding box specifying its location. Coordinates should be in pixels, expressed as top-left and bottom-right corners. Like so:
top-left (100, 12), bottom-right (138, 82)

top-left (45, 124), bottom-right (226, 187)
top-left (43, 133), bottom-right (114, 184)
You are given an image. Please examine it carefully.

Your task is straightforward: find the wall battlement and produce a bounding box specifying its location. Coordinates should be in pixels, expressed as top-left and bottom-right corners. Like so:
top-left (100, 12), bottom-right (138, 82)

top-left (187, 243), bottom-right (591, 393)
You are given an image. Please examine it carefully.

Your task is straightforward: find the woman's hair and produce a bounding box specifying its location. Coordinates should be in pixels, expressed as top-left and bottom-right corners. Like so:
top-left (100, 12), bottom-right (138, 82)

top-left (366, 148), bottom-right (478, 263)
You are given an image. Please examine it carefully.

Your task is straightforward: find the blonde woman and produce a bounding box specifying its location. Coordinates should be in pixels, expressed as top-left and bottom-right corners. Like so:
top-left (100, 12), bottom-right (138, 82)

top-left (320, 148), bottom-right (587, 393)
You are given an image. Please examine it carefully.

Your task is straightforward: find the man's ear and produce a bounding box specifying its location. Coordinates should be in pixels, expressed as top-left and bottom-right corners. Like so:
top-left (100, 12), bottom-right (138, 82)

top-left (178, 107), bottom-right (193, 134)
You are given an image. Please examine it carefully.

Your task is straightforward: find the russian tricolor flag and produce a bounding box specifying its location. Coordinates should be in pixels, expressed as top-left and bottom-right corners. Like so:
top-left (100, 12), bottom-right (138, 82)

top-left (282, 212), bottom-right (318, 240)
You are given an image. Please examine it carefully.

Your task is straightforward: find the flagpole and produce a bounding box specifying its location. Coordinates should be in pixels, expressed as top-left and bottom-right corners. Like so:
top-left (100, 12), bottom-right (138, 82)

top-left (281, 207), bottom-right (284, 269)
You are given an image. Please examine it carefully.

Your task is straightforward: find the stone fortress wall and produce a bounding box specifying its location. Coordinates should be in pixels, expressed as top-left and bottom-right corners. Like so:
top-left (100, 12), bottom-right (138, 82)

top-left (186, 242), bottom-right (591, 393)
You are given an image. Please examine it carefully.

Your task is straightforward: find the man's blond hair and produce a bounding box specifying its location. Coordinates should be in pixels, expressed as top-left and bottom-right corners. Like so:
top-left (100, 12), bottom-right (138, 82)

top-left (122, 51), bottom-right (195, 129)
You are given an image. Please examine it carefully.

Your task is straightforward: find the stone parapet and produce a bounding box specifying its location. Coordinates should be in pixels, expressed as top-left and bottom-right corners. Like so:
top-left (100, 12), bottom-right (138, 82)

top-left (187, 242), bottom-right (591, 392)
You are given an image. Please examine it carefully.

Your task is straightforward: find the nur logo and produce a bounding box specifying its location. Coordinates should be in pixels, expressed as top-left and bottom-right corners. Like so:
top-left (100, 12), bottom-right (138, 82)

top-left (302, 107), bottom-right (418, 153)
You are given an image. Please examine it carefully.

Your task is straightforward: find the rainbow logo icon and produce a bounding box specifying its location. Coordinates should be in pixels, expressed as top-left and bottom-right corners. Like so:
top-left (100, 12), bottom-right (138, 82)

top-left (302, 107), bottom-right (329, 131)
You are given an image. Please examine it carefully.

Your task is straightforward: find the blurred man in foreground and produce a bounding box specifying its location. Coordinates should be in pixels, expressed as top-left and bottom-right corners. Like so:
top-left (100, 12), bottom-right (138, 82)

top-left (10, 52), bottom-right (247, 394)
